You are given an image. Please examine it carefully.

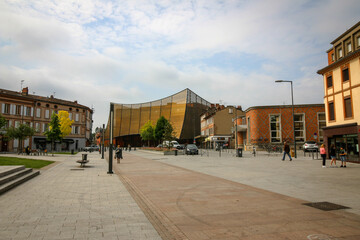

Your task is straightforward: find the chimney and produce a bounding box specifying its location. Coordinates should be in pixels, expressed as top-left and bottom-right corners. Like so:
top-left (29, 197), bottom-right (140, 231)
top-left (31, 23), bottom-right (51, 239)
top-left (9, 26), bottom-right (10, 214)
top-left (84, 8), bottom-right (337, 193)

top-left (21, 87), bottom-right (29, 96)
top-left (74, 100), bottom-right (78, 104)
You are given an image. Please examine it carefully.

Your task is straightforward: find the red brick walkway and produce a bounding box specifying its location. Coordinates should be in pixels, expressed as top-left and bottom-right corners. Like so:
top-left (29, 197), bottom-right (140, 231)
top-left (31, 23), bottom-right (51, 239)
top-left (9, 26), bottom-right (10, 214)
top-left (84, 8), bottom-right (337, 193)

top-left (113, 153), bottom-right (360, 240)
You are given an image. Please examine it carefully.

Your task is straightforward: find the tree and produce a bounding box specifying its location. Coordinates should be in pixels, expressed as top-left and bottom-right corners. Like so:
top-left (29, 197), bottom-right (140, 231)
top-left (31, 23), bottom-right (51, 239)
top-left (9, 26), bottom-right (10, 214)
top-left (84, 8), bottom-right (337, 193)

top-left (163, 121), bottom-right (176, 149)
top-left (140, 120), bottom-right (155, 147)
top-left (0, 114), bottom-right (6, 129)
top-left (6, 123), bottom-right (35, 153)
top-left (154, 116), bottom-right (168, 143)
top-left (57, 110), bottom-right (74, 138)
top-left (44, 113), bottom-right (62, 155)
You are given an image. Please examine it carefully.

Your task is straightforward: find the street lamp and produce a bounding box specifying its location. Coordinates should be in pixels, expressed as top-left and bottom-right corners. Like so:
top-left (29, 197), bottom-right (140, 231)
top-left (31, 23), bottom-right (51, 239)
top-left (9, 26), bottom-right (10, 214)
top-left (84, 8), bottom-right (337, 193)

top-left (275, 80), bottom-right (297, 158)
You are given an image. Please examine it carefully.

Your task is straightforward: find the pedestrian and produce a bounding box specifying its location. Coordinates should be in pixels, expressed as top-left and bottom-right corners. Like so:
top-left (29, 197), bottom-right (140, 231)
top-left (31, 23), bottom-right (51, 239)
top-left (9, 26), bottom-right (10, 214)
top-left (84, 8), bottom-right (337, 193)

top-left (282, 141), bottom-right (292, 161)
top-left (25, 146), bottom-right (30, 155)
top-left (320, 144), bottom-right (326, 168)
top-left (339, 147), bottom-right (347, 168)
top-left (330, 144), bottom-right (337, 167)
top-left (115, 145), bottom-right (123, 164)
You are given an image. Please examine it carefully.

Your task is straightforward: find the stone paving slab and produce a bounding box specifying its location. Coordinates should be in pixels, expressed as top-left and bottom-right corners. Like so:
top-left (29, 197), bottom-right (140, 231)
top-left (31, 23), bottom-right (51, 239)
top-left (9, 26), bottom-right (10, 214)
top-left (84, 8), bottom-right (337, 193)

top-left (114, 150), bottom-right (360, 240)
top-left (0, 153), bottom-right (161, 240)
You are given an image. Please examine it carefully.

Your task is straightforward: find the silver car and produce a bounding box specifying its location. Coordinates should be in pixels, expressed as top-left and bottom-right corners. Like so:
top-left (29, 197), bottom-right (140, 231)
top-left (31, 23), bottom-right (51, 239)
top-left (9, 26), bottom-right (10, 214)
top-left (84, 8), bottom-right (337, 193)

top-left (303, 141), bottom-right (319, 152)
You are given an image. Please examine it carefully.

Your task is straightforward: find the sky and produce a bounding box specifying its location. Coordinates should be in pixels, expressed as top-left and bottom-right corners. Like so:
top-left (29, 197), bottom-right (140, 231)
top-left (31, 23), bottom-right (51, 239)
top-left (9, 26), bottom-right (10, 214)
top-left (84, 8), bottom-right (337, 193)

top-left (0, 0), bottom-right (359, 130)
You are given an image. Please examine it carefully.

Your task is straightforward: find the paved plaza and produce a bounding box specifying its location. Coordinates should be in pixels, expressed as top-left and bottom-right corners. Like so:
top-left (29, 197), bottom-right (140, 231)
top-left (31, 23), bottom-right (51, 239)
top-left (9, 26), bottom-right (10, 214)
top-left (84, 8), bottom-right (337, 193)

top-left (0, 152), bottom-right (161, 240)
top-left (0, 150), bottom-right (360, 239)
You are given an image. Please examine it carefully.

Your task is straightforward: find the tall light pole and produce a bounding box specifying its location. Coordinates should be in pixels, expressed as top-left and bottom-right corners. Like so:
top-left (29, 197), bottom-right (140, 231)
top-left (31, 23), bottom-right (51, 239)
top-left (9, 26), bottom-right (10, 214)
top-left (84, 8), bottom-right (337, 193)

top-left (233, 106), bottom-right (238, 156)
top-left (275, 80), bottom-right (297, 158)
top-left (101, 124), bottom-right (105, 159)
top-left (108, 103), bottom-right (114, 174)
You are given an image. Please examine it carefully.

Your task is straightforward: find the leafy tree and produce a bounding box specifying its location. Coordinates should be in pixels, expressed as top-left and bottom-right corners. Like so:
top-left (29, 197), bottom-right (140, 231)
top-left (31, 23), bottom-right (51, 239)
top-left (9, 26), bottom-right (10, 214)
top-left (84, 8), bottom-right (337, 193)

top-left (140, 120), bottom-right (155, 147)
top-left (163, 121), bottom-right (176, 149)
top-left (154, 116), bottom-right (168, 143)
top-left (57, 111), bottom-right (74, 138)
top-left (0, 114), bottom-right (6, 129)
top-left (6, 123), bottom-right (35, 153)
top-left (44, 113), bottom-right (62, 155)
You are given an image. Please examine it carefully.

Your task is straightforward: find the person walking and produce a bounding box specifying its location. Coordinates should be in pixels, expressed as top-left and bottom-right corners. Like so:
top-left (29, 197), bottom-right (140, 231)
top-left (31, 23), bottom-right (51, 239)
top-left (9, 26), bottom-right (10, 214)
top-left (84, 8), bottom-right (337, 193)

top-left (282, 141), bottom-right (292, 161)
top-left (320, 144), bottom-right (326, 168)
top-left (339, 147), bottom-right (347, 168)
top-left (115, 145), bottom-right (123, 164)
top-left (330, 144), bottom-right (337, 167)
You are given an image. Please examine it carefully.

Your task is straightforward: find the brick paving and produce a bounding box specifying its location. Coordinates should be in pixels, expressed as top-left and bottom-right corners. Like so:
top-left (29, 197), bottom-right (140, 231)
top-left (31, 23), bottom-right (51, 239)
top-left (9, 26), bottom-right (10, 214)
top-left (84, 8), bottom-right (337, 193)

top-left (114, 150), bottom-right (360, 240)
top-left (0, 152), bottom-right (161, 240)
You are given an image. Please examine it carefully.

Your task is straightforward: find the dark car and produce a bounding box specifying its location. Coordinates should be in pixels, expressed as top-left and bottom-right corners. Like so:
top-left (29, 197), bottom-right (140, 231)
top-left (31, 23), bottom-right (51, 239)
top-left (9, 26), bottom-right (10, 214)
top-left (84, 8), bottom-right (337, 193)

top-left (185, 144), bottom-right (198, 155)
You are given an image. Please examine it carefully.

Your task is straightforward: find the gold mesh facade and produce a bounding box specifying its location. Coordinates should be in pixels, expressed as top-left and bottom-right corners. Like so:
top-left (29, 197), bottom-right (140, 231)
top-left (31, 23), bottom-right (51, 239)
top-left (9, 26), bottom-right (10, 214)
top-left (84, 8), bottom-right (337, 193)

top-left (105, 89), bottom-right (211, 146)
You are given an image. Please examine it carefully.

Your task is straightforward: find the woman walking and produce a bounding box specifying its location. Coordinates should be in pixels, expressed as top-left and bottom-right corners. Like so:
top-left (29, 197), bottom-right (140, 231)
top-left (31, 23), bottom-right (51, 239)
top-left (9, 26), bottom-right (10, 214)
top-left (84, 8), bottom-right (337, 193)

top-left (320, 144), bottom-right (326, 168)
top-left (330, 144), bottom-right (337, 167)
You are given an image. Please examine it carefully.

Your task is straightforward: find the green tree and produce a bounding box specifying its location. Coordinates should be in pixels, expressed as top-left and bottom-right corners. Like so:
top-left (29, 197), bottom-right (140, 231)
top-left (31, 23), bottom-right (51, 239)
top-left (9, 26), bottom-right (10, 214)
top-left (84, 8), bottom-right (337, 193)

top-left (0, 114), bottom-right (6, 129)
top-left (140, 120), bottom-right (155, 147)
top-left (154, 116), bottom-right (168, 143)
top-left (163, 121), bottom-right (176, 149)
top-left (6, 123), bottom-right (35, 153)
top-left (44, 113), bottom-right (62, 156)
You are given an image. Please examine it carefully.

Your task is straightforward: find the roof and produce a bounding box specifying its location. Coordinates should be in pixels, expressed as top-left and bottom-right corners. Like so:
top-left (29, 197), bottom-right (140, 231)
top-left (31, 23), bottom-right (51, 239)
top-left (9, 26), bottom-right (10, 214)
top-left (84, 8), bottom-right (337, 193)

top-left (0, 88), bottom-right (91, 110)
top-left (317, 49), bottom-right (360, 75)
top-left (245, 104), bottom-right (325, 112)
top-left (330, 21), bottom-right (360, 45)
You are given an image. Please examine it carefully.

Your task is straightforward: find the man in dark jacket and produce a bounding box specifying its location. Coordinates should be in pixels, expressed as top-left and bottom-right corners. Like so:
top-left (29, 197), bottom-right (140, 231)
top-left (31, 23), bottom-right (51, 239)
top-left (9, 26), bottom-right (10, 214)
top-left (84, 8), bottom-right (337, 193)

top-left (282, 142), bottom-right (292, 161)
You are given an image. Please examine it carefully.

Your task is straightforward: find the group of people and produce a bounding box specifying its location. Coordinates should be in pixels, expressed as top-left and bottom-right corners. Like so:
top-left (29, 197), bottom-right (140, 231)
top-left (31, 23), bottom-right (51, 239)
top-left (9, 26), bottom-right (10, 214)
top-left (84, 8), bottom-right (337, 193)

top-left (282, 141), bottom-right (347, 168)
top-left (320, 144), bottom-right (347, 168)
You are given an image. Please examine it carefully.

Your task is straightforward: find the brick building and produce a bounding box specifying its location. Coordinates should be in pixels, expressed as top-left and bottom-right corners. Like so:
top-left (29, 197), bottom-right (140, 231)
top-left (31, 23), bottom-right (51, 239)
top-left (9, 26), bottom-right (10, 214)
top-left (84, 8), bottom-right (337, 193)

top-left (0, 87), bottom-right (93, 152)
top-left (317, 21), bottom-right (360, 162)
top-left (235, 104), bottom-right (325, 151)
top-left (200, 105), bottom-right (245, 149)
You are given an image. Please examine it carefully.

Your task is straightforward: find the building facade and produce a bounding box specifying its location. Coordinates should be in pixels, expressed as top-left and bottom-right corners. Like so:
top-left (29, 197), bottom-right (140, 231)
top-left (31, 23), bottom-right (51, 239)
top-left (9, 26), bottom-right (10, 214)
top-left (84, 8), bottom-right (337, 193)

top-left (235, 104), bottom-right (325, 151)
top-left (0, 87), bottom-right (93, 152)
top-left (105, 89), bottom-right (211, 147)
top-left (317, 21), bottom-right (360, 162)
top-left (200, 105), bottom-right (245, 149)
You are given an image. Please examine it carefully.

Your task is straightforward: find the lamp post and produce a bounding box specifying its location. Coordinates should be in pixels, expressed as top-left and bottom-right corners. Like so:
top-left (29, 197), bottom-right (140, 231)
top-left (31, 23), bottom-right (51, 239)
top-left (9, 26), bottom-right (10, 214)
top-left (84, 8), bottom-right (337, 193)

top-left (101, 124), bottom-right (105, 159)
top-left (108, 103), bottom-right (114, 174)
top-left (233, 106), bottom-right (238, 156)
top-left (275, 80), bottom-right (297, 158)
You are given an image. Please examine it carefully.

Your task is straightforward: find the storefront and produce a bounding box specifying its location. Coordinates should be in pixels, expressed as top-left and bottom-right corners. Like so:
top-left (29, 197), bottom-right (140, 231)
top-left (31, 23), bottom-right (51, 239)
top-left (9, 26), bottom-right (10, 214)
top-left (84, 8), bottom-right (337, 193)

top-left (323, 123), bottom-right (360, 162)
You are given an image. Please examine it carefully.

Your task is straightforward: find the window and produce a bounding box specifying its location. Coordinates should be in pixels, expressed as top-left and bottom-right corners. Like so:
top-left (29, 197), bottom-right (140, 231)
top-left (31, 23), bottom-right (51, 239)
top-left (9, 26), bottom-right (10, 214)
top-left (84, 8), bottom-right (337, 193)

top-left (338, 48), bottom-right (343, 58)
top-left (36, 108), bottom-right (41, 118)
top-left (357, 36), bottom-right (360, 48)
top-left (317, 113), bottom-right (326, 142)
top-left (229, 108), bottom-right (233, 114)
top-left (347, 42), bottom-right (352, 52)
top-left (331, 53), bottom-right (334, 62)
top-left (75, 113), bottom-right (79, 122)
top-left (35, 123), bottom-right (40, 132)
top-left (328, 102), bottom-right (335, 121)
top-left (45, 109), bottom-right (50, 118)
top-left (344, 97), bottom-right (352, 118)
top-left (24, 107), bottom-right (32, 116)
top-left (72, 126), bottom-right (80, 134)
top-left (15, 105), bottom-right (21, 115)
top-left (342, 68), bottom-right (349, 82)
top-left (2, 103), bottom-right (10, 114)
top-left (270, 115), bottom-right (281, 142)
top-left (43, 123), bottom-right (49, 132)
top-left (326, 75), bottom-right (333, 88)
top-left (69, 113), bottom-right (73, 120)
top-left (294, 114), bottom-right (305, 142)
top-left (15, 121), bottom-right (20, 128)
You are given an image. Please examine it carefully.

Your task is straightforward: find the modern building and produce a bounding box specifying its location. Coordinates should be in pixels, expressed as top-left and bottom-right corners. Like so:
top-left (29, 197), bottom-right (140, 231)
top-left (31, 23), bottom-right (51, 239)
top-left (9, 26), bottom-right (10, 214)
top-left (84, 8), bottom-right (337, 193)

top-left (317, 21), bottom-right (360, 162)
top-left (200, 105), bottom-right (245, 149)
top-left (104, 89), bottom-right (211, 147)
top-left (235, 104), bottom-right (325, 151)
top-left (0, 87), bottom-right (93, 152)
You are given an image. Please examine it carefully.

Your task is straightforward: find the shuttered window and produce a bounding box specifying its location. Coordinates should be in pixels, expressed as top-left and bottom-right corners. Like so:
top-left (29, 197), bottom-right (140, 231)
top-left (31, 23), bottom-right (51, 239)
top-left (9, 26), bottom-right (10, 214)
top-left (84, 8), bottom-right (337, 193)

top-left (344, 97), bottom-right (352, 118)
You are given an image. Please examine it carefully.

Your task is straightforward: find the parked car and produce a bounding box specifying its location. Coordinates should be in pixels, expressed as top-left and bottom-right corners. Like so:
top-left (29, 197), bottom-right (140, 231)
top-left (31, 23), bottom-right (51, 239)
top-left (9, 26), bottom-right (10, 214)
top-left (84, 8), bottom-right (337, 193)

top-left (163, 140), bottom-right (181, 149)
top-left (185, 144), bottom-right (199, 155)
top-left (303, 141), bottom-right (319, 152)
top-left (83, 145), bottom-right (99, 152)
top-left (156, 144), bottom-right (163, 148)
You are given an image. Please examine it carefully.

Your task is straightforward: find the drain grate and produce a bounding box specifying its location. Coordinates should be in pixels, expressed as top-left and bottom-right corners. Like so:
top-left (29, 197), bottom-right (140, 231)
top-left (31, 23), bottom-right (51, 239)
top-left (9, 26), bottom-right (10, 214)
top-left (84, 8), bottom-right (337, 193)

top-left (303, 201), bottom-right (350, 211)
top-left (70, 168), bottom-right (84, 171)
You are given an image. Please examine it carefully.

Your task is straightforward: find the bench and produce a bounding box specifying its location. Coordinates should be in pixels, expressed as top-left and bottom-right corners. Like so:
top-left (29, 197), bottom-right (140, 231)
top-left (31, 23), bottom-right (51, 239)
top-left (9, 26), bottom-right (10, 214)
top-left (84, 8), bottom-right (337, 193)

top-left (76, 160), bottom-right (89, 167)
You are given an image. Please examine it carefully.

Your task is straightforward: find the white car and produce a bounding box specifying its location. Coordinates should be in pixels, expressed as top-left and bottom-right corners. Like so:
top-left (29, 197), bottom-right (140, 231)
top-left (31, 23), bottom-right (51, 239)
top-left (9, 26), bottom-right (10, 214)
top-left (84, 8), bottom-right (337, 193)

top-left (303, 141), bottom-right (319, 152)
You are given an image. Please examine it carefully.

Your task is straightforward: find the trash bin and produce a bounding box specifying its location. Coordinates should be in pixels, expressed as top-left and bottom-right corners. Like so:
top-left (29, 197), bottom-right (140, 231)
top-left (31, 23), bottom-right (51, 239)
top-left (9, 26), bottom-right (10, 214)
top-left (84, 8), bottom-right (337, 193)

top-left (82, 154), bottom-right (87, 161)
top-left (71, 149), bottom-right (74, 155)
top-left (175, 149), bottom-right (178, 156)
top-left (237, 148), bottom-right (243, 157)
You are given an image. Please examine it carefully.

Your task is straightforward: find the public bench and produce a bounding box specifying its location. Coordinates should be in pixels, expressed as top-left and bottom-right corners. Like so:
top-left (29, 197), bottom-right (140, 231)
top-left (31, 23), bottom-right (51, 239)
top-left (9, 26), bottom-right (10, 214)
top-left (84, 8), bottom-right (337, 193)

top-left (76, 154), bottom-right (89, 167)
